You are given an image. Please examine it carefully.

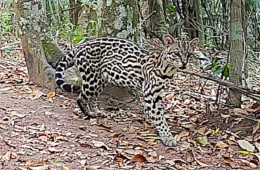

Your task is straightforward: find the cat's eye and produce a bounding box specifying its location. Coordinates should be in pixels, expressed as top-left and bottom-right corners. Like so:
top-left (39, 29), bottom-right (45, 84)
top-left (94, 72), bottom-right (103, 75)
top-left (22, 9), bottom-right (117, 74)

top-left (174, 51), bottom-right (181, 56)
top-left (167, 54), bottom-right (178, 60)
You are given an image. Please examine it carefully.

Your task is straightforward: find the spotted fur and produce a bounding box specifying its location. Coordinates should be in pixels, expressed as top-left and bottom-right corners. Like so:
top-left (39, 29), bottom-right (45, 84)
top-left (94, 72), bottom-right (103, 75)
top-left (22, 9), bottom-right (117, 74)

top-left (55, 37), bottom-right (199, 146)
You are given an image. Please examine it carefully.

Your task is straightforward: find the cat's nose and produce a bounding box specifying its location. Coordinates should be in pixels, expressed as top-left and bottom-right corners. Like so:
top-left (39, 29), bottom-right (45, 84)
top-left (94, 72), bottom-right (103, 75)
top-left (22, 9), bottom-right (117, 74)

top-left (180, 62), bottom-right (187, 69)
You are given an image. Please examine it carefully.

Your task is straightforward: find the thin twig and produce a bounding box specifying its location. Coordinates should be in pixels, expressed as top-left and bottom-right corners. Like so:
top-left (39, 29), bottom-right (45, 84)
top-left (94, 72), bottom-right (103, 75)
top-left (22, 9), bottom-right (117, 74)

top-left (178, 69), bottom-right (260, 102)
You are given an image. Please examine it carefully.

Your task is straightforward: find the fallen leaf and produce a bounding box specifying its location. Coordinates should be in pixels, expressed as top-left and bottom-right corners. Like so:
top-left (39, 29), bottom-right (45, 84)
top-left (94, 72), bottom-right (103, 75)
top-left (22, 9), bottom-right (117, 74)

top-left (178, 131), bottom-right (189, 138)
top-left (232, 108), bottom-right (248, 116)
top-left (1, 151), bottom-right (11, 161)
top-left (0, 123), bottom-right (6, 129)
top-left (254, 134), bottom-right (260, 141)
top-left (187, 137), bottom-right (197, 146)
top-left (181, 123), bottom-right (195, 131)
top-left (10, 111), bottom-right (26, 118)
top-left (215, 141), bottom-right (228, 149)
top-left (109, 133), bottom-right (121, 138)
top-left (253, 120), bottom-right (260, 134)
top-left (39, 136), bottom-right (48, 143)
top-left (241, 159), bottom-right (258, 168)
top-left (11, 152), bottom-right (18, 159)
top-left (251, 103), bottom-right (260, 110)
top-left (44, 111), bottom-right (55, 116)
top-left (147, 151), bottom-right (158, 163)
top-left (214, 127), bottom-right (219, 134)
top-left (80, 159), bottom-right (86, 166)
top-left (238, 150), bottom-right (249, 155)
top-left (148, 151), bottom-right (158, 158)
top-left (221, 114), bottom-right (230, 118)
top-left (78, 140), bottom-right (92, 148)
top-left (165, 93), bottom-right (174, 100)
top-left (197, 127), bottom-right (207, 135)
top-left (252, 153), bottom-right (260, 162)
top-left (224, 157), bottom-right (235, 168)
top-left (89, 165), bottom-right (102, 170)
top-left (192, 150), bottom-right (211, 167)
top-left (237, 140), bottom-right (255, 152)
top-left (132, 154), bottom-right (147, 163)
top-left (123, 149), bottom-right (135, 155)
top-left (19, 85), bottom-right (33, 94)
top-left (183, 99), bottom-right (192, 105)
top-left (122, 127), bottom-right (128, 132)
top-left (0, 87), bottom-right (12, 91)
top-left (14, 125), bottom-right (26, 132)
top-left (39, 123), bottom-right (45, 131)
top-left (48, 147), bottom-right (63, 153)
top-left (197, 136), bottom-right (208, 147)
top-left (255, 142), bottom-right (260, 152)
top-left (63, 167), bottom-right (69, 170)
top-left (98, 124), bottom-right (112, 132)
top-left (114, 153), bottom-right (129, 163)
top-left (90, 118), bottom-right (97, 125)
top-left (28, 165), bottom-right (53, 170)
top-left (92, 141), bottom-right (110, 150)
top-left (138, 129), bottom-right (151, 135)
top-left (47, 92), bottom-right (55, 99)
top-left (165, 159), bottom-right (175, 166)
top-left (28, 90), bottom-right (45, 100)
top-left (79, 126), bottom-right (88, 131)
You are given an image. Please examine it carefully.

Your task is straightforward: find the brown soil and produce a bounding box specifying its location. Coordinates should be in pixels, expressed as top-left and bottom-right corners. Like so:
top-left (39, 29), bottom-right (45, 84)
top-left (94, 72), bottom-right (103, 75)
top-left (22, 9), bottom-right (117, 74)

top-left (1, 82), bottom-right (259, 170)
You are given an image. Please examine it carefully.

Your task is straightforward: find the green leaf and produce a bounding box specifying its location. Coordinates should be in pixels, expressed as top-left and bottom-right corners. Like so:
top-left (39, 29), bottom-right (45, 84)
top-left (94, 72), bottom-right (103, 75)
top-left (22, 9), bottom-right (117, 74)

top-left (166, 4), bottom-right (176, 15)
top-left (222, 64), bottom-right (230, 78)
top-left (73, 35), bottom-right (85, 44)
top-left (205, 62), bottom-right (219, 71)
top-left (53, 159), bottom-right (60, 163)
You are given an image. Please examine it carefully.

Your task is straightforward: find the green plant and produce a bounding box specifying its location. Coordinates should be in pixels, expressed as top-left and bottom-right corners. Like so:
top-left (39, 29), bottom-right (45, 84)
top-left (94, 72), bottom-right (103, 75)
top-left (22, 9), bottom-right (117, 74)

top-left (0, 12), bottom-right (13, 35)
top-left (205, 58), bottom-right (230, 78)
top-left (166, 4), bottom-right (176, 15)
top-left (59, 22), bottom-right (85, 44)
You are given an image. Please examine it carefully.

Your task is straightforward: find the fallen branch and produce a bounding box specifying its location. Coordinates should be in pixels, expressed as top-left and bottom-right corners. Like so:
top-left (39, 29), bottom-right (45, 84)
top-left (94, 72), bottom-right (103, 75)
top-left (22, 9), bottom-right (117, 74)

top-left (182, 91), bottom-right (226, 103)
top-left (178, 69), bottom-right (260, 102)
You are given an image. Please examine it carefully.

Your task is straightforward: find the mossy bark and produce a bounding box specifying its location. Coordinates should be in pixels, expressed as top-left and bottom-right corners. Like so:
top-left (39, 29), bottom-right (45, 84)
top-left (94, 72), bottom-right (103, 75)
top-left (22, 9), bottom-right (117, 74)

top-left (42, 40), bottom-right (64, 67)
top-left (13, 1), bottom-right (62, 91)
top-left (82, 0), bottom-right (139, 41)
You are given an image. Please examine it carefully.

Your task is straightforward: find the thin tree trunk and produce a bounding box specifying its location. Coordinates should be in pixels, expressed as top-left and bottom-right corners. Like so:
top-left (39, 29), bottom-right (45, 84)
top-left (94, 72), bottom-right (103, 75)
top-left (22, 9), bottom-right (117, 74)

top-left (148, 0), bottom-right (169, 39)
top-left (228, 0), bottom-right (244, 107)
top-left (194, 0), bottom-right (204, 46)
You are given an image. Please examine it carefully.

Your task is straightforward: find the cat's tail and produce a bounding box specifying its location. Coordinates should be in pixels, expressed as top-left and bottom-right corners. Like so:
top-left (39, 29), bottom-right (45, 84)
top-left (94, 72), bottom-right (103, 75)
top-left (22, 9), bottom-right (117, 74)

top-left (55, 51), bottom-right (81, 93)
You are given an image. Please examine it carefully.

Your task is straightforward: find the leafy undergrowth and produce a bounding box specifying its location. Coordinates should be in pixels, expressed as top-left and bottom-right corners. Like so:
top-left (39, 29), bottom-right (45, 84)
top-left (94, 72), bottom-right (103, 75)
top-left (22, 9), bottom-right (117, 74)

top-left (1, 49), bottom-right (260, 170)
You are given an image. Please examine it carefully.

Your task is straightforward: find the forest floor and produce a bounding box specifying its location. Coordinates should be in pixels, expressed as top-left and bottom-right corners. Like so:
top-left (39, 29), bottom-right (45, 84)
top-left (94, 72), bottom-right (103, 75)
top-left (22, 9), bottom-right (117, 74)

top-left (1, 48), bottom-right (260, 170)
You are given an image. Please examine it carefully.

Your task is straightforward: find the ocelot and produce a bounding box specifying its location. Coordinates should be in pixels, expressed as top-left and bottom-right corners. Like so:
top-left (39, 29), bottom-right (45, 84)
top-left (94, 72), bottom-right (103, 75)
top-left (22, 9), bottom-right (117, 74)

top-left (55, 36), bottom-right (199, 146)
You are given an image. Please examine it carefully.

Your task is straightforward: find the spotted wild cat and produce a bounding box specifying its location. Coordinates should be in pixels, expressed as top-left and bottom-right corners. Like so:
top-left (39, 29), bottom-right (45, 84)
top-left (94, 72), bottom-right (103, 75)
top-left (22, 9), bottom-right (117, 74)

top-left (55, 36), bottom-right (199, 146)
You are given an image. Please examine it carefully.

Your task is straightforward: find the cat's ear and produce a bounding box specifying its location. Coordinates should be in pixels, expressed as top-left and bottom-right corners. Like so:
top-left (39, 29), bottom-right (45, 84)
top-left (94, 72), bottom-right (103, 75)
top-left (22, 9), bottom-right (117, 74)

top-left (163, 34), bottom-right (177, 47)
top-left (190, 38), bottom-right (199, 49)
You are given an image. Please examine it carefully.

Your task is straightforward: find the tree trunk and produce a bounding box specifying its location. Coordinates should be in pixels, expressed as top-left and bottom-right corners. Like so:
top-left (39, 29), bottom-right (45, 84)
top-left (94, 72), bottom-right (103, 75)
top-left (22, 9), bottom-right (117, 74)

top-left (69, 0), bottom-right (81, 25)
top-left (80, 0), bottom-right (139, 41)
top-left (228, 0), bottom-right (244, 107)
top-left (13, 0), bottom-right (62, 92)
top-left (148, 0), bottom-right (169, 38)
top-left (14, 0), bottom-right (142, 101)
top-left (194, 0), bottom-right (204, 46)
